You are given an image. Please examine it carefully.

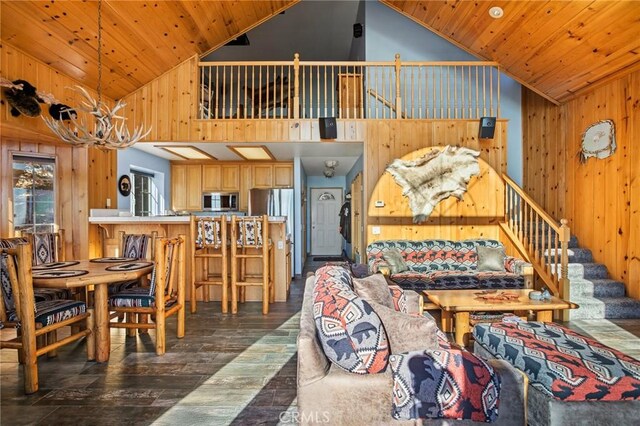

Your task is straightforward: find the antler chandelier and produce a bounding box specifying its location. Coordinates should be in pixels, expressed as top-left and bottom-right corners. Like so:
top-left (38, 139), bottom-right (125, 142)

top-left (42, 0), bottom-right (150, 149)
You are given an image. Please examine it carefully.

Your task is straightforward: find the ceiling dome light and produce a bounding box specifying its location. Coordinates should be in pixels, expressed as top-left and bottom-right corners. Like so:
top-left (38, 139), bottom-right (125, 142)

top-left (489, 6), bottom-right (504, 19)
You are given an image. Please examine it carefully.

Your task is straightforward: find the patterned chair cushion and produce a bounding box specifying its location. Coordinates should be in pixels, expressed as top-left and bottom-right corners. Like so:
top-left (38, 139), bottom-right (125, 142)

top-left (195, 219), bottom-right (222, 247)
top-left (1, 238), bottom-right (29, 314)
top-left (389, 271), bottom-right (432, 288)
top-left (122, 234), bottom-right (150, 259)
top-left (9, 299), bottom-right (86, 327)
top-left (31, 233), bottom-right (58, 265)
top-left (312, 265), bottom-right (389, 374)
top-left (390, 347), bottom-right (501, 421)
top-left (107, 279), bottom-right (140, 296)
top-left (237, 217), bottom-right (263, 246)
top-left (389, 271), bottom-right (525, 291)
top-left (476, 272), bottom-right (524, 288)
top-left (33, 288), bottom-right (73, 302)
top-left (473, 322), bottom-right (640, 401)
top-left (108, 287), bottom-right (156, 308)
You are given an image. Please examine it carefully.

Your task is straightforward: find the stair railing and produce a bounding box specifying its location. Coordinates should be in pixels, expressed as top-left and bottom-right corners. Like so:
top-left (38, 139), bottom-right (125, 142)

top-left (501, 174), bottom-right (570, 300)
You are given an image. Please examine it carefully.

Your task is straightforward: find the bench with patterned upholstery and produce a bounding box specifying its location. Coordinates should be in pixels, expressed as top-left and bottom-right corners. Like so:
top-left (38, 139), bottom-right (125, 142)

top-left (366, 239), bottom-right (531, 291)
top-left (473, 321), bottom-right (640, 426)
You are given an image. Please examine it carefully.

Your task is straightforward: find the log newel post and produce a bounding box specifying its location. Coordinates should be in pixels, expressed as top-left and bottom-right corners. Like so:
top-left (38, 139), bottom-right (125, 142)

top-left (293, 53), bottom-right (300, 119)
top-left (394, 53), bottom-right (402, 119)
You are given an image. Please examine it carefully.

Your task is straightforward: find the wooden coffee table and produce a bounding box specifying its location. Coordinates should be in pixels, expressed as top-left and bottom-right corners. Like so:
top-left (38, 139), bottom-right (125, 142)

top-left (424, 289), bottom-right (577, 346)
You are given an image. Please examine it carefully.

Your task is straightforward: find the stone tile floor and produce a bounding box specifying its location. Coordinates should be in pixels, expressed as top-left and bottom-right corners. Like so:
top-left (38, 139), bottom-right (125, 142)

top-left (1, 260), bottom-right (639, 425)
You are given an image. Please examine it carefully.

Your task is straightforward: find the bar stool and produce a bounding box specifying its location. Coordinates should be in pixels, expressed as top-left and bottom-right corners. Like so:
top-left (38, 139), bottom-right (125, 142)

top-left (190, 216), bottom-right (229, 313)
top-left (230, 215), bottom-right (274, 315)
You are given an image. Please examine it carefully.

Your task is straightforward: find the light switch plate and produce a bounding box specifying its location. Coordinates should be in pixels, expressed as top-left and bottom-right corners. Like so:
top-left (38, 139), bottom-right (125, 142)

top-left (277, 241), bottom-right (284, 249)
top-left (374, 200), bottom-right (385, 208)
top-left (372, 226), bottom-right (381, 235)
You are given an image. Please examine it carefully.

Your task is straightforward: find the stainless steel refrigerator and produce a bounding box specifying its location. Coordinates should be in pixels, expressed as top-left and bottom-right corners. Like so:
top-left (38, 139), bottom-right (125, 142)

top-left (249, 188), bottom-right (295, 276)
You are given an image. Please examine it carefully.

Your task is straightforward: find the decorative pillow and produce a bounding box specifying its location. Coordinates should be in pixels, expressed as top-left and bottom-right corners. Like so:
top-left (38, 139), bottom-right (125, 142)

top-left (353, 274), bottom-right (394, 309)
top-left (312, 265), bottom-right (389, 374)
top-left (390, 348), bottom-right (501, 422)
top-left (476, 245), bottom-right (506, 272)
top-left (388, 285), bottom-right (408, 313)
top-left (370, 302), bottom-right (438, 353)
top-left (382, 248), bottom-right (408, 274)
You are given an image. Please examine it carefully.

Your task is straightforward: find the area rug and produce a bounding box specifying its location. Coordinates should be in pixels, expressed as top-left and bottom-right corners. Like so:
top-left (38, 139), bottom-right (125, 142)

top-left (313, 256), bottom-right (346, 262)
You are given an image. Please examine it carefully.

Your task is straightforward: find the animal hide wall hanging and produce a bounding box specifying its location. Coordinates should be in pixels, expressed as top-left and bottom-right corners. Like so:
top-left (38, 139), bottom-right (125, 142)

top-left (579, 119), bottom-right (616, 163)
top-left (386, 145), bottom-right (480, 223)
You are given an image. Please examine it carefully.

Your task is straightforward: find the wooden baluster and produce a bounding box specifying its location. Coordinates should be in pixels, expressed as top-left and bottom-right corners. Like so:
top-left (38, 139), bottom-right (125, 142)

top-left (200, 66), bottom-right (204, 119)
top-left (547, 223), bottom-right (552, 279)
top-left (287, 65), bottom-right (292, 118)
top-left (353, 64), bottom-right (358, 119)
top-left (559, 219), bottom-right (571, 306)
top-left (243, 65), bottom-right (248, 119)
top-left (367, 65), bottom-right (371, 118)
top-left (215, 66), bottom-right (219, 119)
top-left (250, 66), bottom-right (255, 119)
top-left (534, 212), bottom-right (540, 263)
top-left (541, 222), bottom-right (547, 275)
top-left (489, 66), bottom-right (494, 117)
top-left (259, 66), bottom-right (263, 118)
top-left (236, 65), bottom-right (241, 118)
top-left (309, 66), bottom-right (313, 119)
top-left (302, 65), bottom-right (306, 119)
top-left (331, 65), bottom-right (335, 118)
top-left (447, 65), bottom-right (451, 118)
top-left (316, 64), bottom-right (320, 119)
top-left (554, 231), bottom-right (559, 284)
top-left (293, 54), bottom-right (300, 119)
top-left (432, 66), bottom-right (436, 119)
top-left (395, 54), bottom-right (401, 119)
top-left (482, 66), bottom-right (486, 117)
top-left (475, 65), bottom-right (479, 118)
top-left (323, 65), bottom-right (327, 118)
top-left (439, 66), bottom-right (444, 118)
top-left (375, 66), bottom-right (380, 119)
top-left (222, 66), bottom-right (227, 119)
top-left (359, 65), bottom-right (364, 119)
top-left (528, 205), bottom-right (534, 253)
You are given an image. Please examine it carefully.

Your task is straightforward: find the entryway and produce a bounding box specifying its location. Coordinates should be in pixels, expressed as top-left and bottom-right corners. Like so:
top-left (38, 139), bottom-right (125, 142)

top-left (310, 187), bottom-right (343, 256)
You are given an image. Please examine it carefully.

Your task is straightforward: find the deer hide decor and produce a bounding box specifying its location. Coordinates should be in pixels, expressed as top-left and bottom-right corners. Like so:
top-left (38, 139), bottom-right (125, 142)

top-left (386, 146), bottom-right (480, 223)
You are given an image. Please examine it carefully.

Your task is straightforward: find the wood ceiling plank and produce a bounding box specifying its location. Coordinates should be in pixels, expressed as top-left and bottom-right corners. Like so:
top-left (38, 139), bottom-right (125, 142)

top-left (176, 1), bottom-right (230, 52)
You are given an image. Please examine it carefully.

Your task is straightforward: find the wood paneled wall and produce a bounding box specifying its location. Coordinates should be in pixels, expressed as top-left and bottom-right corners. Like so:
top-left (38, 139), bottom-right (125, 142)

top-left (364, 120), bottom-right (507, 246)
top-left (1, 42), bottom-right (116, 258)
top-left (523, 70), bottom-right (640, 297)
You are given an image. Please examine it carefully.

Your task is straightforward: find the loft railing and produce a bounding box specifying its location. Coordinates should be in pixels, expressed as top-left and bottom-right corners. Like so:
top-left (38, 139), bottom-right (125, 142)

top-left (501, 174), bottom-right (571, 306)
top-left (198, 54), bottom-right (501, 120)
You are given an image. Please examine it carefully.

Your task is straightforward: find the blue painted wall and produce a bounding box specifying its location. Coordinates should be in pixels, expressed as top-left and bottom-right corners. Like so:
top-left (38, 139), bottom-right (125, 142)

top-left (117, 148), bottom-right (171, 213)
top-left (364, 2), bottom-right (523, 183)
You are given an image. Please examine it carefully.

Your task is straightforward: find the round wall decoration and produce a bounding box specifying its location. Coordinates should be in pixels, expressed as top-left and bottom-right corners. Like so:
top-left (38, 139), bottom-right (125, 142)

top-left (580, 119), bottom-right (616, 163)
top-left (118, 174), bottom-right (131, 196)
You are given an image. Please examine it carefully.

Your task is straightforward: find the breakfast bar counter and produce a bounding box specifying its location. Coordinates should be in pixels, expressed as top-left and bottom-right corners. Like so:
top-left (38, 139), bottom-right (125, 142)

top-left (89, 215), bottom-right (291, 303)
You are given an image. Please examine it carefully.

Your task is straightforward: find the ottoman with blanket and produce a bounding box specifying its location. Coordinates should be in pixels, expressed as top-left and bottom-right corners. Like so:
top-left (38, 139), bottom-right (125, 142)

top-left (473, 321), bottom-right (640, 426)
top-left (297, 265), bottom-right (527, 425)
top-left (366, 239), bottom-right (533, 291)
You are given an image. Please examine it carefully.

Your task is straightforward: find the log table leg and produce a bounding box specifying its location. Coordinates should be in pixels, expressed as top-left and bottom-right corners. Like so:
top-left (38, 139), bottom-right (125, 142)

top-left (94, 283), bottom-right (110, 362)
top-left (536, 310), bottom-right (553, 322)
top-left (454, 312), bottom-right (471, 347)
top-left (441, 310), bottom-right (453, 333)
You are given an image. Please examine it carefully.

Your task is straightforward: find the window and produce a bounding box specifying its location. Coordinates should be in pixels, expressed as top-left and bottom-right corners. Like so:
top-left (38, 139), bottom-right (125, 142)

top-left (13, 155), bottom-right (56, 233)
top-left (130, 169), bottom-right (160, 216)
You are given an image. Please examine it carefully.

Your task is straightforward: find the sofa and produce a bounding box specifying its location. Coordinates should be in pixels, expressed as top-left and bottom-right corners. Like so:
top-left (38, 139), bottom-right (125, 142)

top-left (297, 265), bottom-right (527, 425)
top-left (366, 239), bottom-right (532, 291)
top-left (473, 321), bottom-right (640, 426)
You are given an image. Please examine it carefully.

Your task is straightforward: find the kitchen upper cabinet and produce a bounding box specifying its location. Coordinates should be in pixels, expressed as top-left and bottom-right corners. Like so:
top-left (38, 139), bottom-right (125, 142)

top-left (221, 165), bottom-right (240, 191)
top-left (239, 165), bottom-right (252, 211)
top-left (252, 165), bottom-right (273, 188)
top-left (171, 164), bottom-right (202, 211)
top-left (202, 165), bottom-right (221, 191)
top-left (273, 164), bottom-right (293, 187)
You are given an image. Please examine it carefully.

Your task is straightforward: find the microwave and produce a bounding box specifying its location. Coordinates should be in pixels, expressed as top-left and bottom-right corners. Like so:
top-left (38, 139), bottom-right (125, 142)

top-left (202, 192), bottom-right (239, 211)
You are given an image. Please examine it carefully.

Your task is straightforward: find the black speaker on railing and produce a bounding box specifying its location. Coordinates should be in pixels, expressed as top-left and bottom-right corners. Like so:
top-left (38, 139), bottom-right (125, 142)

top-left (319, 117), bottom-right (337, 139)
top-left (479, 116), bottom-right (496, 139)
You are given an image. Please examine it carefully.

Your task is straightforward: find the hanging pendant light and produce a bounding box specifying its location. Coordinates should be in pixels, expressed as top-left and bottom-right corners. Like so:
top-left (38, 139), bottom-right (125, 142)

top-left (42, 0), bottom-right (151, 149)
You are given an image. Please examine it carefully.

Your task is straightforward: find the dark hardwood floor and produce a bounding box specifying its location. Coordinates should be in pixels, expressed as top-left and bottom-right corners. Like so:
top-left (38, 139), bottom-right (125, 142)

top-left (1, 260), bottom-right (638, 425)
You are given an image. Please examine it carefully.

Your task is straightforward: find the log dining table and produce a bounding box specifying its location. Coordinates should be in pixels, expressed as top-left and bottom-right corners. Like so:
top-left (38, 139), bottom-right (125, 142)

top-left (31, 258), bottom-right (154, 362)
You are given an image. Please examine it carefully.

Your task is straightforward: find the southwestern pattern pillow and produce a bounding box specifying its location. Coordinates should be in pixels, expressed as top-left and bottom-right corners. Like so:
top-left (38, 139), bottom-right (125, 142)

top-left (390, 347), bottom-right (500, 422)
top-left (388, 285), bottom-right (408, 313)
top-left (382, 248), bottom-right (408, 274)
top-left (313, 265), bottom-right (389, 374)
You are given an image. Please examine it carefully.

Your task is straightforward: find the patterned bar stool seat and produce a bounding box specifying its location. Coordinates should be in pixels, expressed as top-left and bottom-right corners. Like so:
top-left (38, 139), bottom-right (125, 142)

top-left (190, 216), bottom-right (229, 314)
top-left (0, 242), bottom-right (94, 394)
top-left (230, 215), bottom-right (274, 315)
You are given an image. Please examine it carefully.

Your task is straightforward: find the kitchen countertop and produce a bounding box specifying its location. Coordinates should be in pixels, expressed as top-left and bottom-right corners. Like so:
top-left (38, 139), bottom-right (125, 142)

top-left (89, 216), bottom-right (286, 224)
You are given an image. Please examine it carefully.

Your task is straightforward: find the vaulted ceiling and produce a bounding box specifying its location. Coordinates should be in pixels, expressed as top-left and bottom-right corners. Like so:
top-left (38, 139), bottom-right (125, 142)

top-left (1, 0), bottom-right (638, 104)
top-left (382, 0), bottom-right (640, 103)
top-left (0, 0), bottom-right (299, 99)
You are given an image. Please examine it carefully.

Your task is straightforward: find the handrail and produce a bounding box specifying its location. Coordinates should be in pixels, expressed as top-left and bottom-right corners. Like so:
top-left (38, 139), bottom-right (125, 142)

top-left (197, 53), bottom-right (502, 120)
top-left (367, 89), bottom-right (407, 119)
top-left (502, 174), bottom-right (570, 311)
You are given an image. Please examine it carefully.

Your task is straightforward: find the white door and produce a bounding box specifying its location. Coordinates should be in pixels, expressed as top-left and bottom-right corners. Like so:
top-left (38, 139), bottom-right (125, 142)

top-left (311, 188), bottom-right (343, 255)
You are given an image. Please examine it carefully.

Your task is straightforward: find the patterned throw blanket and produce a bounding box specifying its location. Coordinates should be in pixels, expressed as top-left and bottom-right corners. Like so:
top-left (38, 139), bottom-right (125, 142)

top-left (474, 322), bottom-right (640, 401)
top-left (390, 344), bottom-right (501, 422)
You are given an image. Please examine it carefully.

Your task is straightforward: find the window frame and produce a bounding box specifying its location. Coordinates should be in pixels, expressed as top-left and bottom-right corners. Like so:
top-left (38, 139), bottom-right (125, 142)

top-left (130, 168), bottom-right (160, 217)
top-left (11, 152), bottom-right (58, 234)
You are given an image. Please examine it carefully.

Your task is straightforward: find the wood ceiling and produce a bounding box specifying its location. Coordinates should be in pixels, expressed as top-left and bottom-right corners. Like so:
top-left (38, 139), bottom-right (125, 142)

top-left (1, 1), bottom-right (638, 104)
top-left (382, 0), bottom-right (640, 103)
top-left (0, 0), bottom-right (299, 99)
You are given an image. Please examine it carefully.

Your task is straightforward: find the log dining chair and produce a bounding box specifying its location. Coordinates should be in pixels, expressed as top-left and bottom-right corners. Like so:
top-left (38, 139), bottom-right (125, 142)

top-left (230, 215), bottom-right (274, 315)
top-left (105, 231), bottom-right (157, 295)
top-left (107, 235), bottom-right (186, 355)
top-left (190, 215), bottom-right (229, 314)
top-left (0, 242), bottom-right (94, 394)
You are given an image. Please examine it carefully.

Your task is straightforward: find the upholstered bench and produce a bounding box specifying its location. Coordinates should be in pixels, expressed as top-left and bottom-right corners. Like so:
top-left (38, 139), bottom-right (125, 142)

top-left (473, 321), bottom-right (640, 426)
